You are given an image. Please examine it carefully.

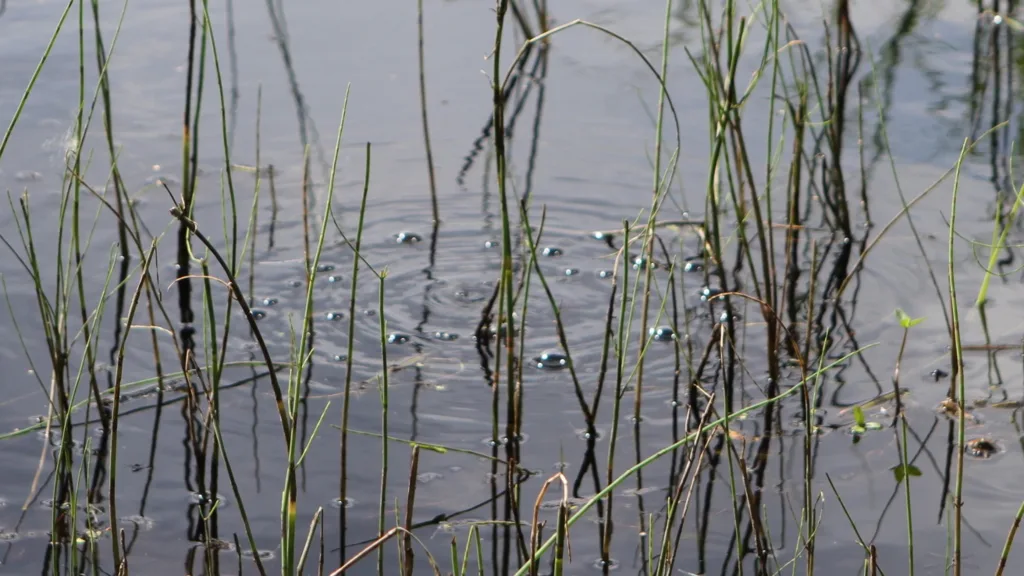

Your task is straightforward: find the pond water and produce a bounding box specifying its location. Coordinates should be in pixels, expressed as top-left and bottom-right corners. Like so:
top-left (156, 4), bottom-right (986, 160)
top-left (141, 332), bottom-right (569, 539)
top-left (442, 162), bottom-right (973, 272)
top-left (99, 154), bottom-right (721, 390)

top-left (1, 1), bottom-right (1023, 575)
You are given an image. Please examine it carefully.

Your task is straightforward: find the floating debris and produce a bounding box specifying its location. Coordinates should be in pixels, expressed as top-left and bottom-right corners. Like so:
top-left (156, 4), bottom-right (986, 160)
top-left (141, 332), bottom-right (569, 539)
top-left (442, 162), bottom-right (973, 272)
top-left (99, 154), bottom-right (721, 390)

top-left (930, 368), bottom-right (949, 381)
top-left (937, 398), bottom-right (978, 423)
top-left (395, 231), bottom-right (423, 244)
top-left (964, 437), bottom-right (1000, 459)
top-left (535, 350), bottom-right (568, 369)
top-left (542, 246), bottom-right (563, 257)
top-left (649, 325), bottom-right (676, 342)
top-left (0, 531), bottom-right (23, 543)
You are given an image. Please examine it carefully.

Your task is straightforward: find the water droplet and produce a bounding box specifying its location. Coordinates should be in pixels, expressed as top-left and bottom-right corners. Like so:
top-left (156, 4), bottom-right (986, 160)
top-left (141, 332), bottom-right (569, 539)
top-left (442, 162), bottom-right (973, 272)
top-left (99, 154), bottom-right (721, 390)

top-left (489, 321), bottom-right (520, 338)
top-left (683, 260), bottom-right (704, 273)
top-left (597, 269), bottom-right (613, 279)
top-left (434, 331), bottom-right (458, 341)
top-left (649, 326), bottom-right (676, 342)
top-left (484, 240), bottom-right (499, 249)
top-left (700, 286), bottom-right (724, 301)
top-left (325, 311), bottom-right (344, 321)
top-left (15, 170), bottom-right (42, 182)
top-left (144, 174), bottom-right (179, 187)
top-left (120, 515), bottom-right (155, 530)
top-left (240, 549), bottom-right (276, 561)
top-left (564, 268), bottom-right (580, 276)
top-left (251, 309), bottom-right (267, 320)
top-left (188, 492), bottom-right (229, 507)
top-left (535, 350), bottom-right (568, 369)
top-left (316, 264), bottom-right (335, 273)
top-left (417, 472), bottom-right (444, 484)
top-left (330, 497), bottom-right (355, 509)
top-left (328, 275), bottom-right (342, 283)
top-left (333, 354), bottom-right (348, 362)
top-left (576, 428), bottom-right (602, 441)
top-left (591, 231), bottom-right (610, 241)
top-left (388, 333), bottom-right (411, 344)
top-left (632, 255), bottom-right (652, 270)
top-left (542, 246), bottom-right (563, 257)
top-left (395, 231), bottom-right (423, 244)
top-left (720, 311), bottom-right (741, 322)
top-left (261, 297), bottom-right (278, 307)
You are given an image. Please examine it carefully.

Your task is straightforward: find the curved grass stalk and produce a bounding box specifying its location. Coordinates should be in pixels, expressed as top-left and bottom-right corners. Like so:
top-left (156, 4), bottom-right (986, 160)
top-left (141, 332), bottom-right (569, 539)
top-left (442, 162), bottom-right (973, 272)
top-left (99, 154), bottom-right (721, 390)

top-left (514, 343), bottom-right (875, 575)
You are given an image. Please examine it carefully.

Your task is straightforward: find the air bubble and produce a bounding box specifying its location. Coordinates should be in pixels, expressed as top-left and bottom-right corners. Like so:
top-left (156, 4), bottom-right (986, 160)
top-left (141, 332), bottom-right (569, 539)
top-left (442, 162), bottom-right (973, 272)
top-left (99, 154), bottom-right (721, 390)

top-left (535, 350), bottom-right (568, 369)
top-left (395, 231), bottom-right (423, 244)
top-left (649, 326), bottom-right (675, 342)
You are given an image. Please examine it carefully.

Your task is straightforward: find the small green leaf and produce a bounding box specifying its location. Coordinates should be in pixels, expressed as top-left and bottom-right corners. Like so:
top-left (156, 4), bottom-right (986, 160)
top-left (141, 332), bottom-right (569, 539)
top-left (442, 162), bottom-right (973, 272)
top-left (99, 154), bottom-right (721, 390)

top-left (894, 308), bottom-right (924, 329)
top-left (891, 464), bottom-right (922, 484)
top-left (850, 424), bottom-right (866, 435)
top-left (892, 464), bottom-right (904, 484)
top-left (853, 405), bottom-right (866, 428)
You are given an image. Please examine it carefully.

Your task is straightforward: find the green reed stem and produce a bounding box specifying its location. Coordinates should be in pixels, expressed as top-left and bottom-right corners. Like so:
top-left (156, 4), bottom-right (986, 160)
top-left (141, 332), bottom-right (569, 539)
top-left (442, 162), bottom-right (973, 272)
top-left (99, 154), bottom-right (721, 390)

top-left (376, 272), bottom-right (390, 576)
top-left (340, 140), bottom-right (371, 553)
top-left (108, 242), bottom-right (157, 571)
top-left (0, 0), bottom-right (74, 161)
top-left (995, 500), bottom-right (1024, 576)
top-left (417, 0), bottom-right (439, 223)
top-left (950, 138), bottom-right (969, 576)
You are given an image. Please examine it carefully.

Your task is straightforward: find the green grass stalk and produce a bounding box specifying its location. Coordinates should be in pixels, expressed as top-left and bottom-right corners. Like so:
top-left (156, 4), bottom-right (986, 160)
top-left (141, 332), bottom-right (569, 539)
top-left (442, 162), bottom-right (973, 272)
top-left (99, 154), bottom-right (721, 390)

top-left (949, 138), bottom-right (970, 576)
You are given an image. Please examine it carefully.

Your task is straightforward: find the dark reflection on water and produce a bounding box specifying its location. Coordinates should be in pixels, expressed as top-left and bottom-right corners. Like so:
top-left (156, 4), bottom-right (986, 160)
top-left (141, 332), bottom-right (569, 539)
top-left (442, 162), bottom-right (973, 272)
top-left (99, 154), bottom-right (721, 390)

top-left (1, 0), bottom-right (1024, 575)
